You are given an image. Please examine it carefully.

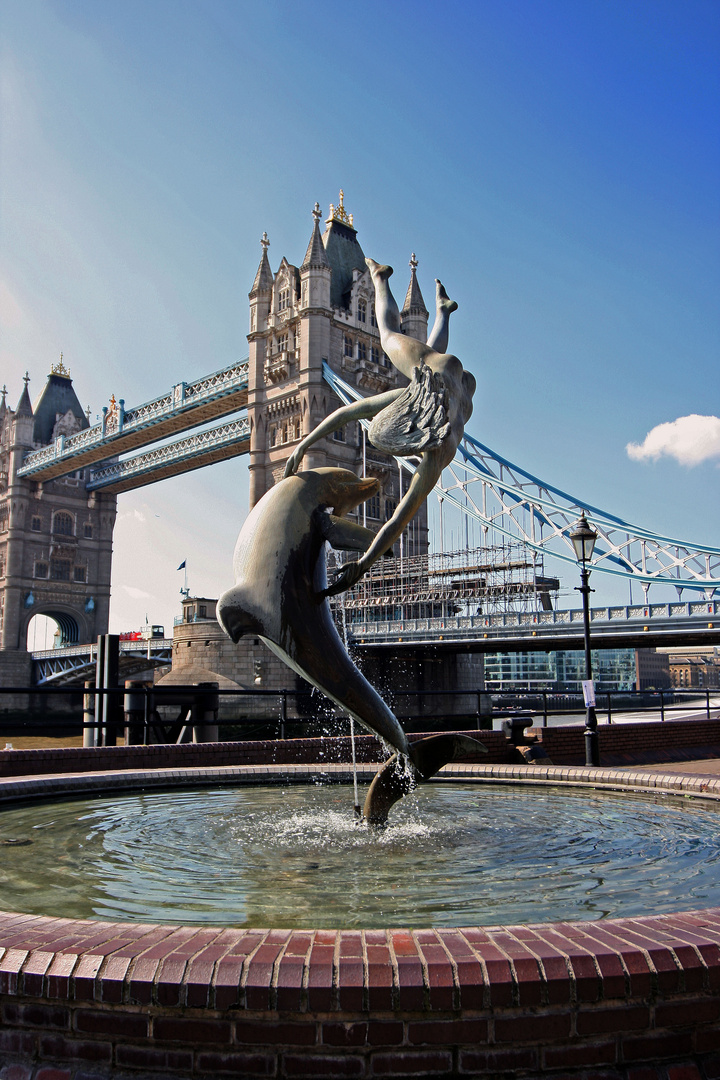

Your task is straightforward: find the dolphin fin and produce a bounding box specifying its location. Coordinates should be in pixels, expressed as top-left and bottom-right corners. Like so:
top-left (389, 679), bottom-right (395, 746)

top-left (317, 511), bottom-right (378, 553)
top-left (363, 733), bottom-right (488, 826)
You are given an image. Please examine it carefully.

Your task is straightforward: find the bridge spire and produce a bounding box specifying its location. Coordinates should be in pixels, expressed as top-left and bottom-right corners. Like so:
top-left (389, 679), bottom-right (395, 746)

top-left (400, 252), bottom-right (429, 341)
top-left (15, 372), bottom-right (33, 417)
top-left (250, 232), bottom-right (273, 298)
top-left (302, 201), bottom-right (330, 271)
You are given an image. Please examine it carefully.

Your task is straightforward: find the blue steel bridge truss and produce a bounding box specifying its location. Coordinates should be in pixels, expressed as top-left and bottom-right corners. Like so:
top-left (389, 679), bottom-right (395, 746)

top-left (323, 365), bottom-right (720, 597)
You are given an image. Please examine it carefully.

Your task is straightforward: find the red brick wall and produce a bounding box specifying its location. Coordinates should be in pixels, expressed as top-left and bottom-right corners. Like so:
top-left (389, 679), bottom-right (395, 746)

top-left (1, 912), bottom-right (720, 1078)
top-left (0, 730), bottom-right (504, 778)
top-left (2, 717), bottom-right (719, 778)
top-left (540, 717), bottom-right (720, 765)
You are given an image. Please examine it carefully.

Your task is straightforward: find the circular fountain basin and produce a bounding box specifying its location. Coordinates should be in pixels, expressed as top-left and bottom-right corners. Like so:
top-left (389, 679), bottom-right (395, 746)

top-left (3, 780), bottom-right (720, 928)
top-left (3, 754), bottom-right (720, 1079)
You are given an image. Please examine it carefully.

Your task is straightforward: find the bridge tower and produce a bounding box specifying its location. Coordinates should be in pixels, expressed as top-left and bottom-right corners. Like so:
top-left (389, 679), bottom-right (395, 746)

top-left (0, 360), bottom-right (116, 682)
top-left (247, 192), bottom-right (430, 557)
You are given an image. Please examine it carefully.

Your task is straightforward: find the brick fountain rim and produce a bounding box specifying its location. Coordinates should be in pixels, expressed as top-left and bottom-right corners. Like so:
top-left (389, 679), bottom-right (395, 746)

top-left (2, 752), bottom-right (720, 1078)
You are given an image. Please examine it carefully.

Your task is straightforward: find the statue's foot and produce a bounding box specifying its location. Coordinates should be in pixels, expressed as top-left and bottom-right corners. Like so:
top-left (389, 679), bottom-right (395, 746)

top-left (366, 257), bottom-right (393, 281)
top-left (435, 279), bottom-right (458, 315)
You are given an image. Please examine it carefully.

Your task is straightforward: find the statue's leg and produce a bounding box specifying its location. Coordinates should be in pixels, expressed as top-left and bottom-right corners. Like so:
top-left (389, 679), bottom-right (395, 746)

top-left (367, 257), bottom-right (430, 375)
top-left (426, 279), bottom-right (458, 353)
top-left (366, 258), bottom-right (401, 333)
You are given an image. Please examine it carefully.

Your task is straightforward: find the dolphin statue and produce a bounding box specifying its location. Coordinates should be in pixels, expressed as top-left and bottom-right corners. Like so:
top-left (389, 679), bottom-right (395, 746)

top-left (217, 467), bottom-right (486, 823)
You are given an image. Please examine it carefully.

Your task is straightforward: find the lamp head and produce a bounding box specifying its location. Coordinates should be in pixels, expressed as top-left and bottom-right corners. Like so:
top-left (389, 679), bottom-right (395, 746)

top-left (570, 514), bottom-right (597, 564)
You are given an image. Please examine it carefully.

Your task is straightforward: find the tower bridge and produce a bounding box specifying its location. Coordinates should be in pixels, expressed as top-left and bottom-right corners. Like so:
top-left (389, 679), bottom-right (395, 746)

top-left (2, 194), bottom-right (719, 692)
top-left (16, 360), bottom-right (249, 483)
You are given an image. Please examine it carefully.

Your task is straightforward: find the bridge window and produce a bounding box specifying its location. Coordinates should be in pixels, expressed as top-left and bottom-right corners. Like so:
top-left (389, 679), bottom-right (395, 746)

top-left (385, 499), bottom-right (397, 520)
top-left (344, 335), bottom-right (353, 358)
top-left (370, 305), bottom-right (377, 328)
top-left (357, 341), bottom-right (367, 362)
top-left (34, 562), bottom-right (48, 578)
top-left (74, 566), bottom-right (86, 583)
top-left (50, 559), bottom-right (71, 581)
top-left (371, 346), bottom-right (380, 365)
top-left (381, 351), bottom-right (391, 368)
top-left (366, 494), bottom-right (381, 519)
top-left (83, 523), bottom-right (93, 538)
top-left (0, 556), bottom-right (4, 577)
top-left (333, 427), bottom-right (346, 442)
top-left (31, 516), bottom-right (42, 532)
top-left (277, 332), bottom-right (288, 354)
top-left (357, 298), bottom-right (367, 323)
top-left (293, 418), bottom-right (301, 440)
top-left (53, 512), bottom-right (74, 536)
top-left (278, 286), bottom-right (290, 312)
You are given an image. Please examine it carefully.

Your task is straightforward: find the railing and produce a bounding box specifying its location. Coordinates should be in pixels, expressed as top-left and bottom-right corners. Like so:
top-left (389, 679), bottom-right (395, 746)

top-left (86, 414), bottom-right (250, 490)
top-left (17, 360), bottom-right (249, 477)
top-left (1, 685), bottom-right (718, 743)
top-left (348, 601), bottom-right (720, 643)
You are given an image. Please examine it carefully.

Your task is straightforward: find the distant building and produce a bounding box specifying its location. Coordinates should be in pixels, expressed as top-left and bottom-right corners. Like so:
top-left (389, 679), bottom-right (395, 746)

top-left (663, 647), bottom-right (720, 690)
top-left (0, 361), bottom-right (117, 687)
top-left (635, 648), bottom-right (671, 690)
top-left (484, 647), bottom-right (669, 693)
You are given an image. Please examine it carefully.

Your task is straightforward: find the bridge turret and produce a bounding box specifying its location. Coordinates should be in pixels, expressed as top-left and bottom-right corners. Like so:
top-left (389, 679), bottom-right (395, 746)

top-left (400, 253), bottom-right (429, 342)
top-left (247, 232), bottom-right (275, 506)
top-left (300, 202), bottom-right (331, 311)
top-left (0, 365), bottom-right (116, 665)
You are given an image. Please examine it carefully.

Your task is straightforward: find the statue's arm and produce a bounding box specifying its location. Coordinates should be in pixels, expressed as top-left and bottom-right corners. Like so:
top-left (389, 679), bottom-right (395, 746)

top-left (284, 389), bottom-right (402, 477)
top-left (323, 453), bottom-right (440, 596)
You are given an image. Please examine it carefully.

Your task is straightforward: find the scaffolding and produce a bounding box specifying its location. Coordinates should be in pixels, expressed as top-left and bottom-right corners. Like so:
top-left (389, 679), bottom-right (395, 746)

top-left (329, 542), bottom-right (560, 626)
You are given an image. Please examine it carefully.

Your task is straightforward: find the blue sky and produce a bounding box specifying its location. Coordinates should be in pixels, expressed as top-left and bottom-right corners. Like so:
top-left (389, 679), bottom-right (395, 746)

top-left (1, 0), bottom-right (718, 634)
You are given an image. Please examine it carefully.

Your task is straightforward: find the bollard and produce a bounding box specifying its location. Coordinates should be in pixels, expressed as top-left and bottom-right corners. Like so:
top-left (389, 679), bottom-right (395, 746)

top-left (83, 681), bottom-right (96, 747)
top-left (192, 682), bottom-right (219, 743)
top-left (124, 680), bottom-right (147, 745)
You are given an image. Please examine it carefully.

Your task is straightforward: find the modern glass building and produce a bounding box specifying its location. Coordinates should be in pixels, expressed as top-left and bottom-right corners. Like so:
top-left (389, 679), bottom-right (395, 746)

top-left (483, 648), bottom-right (637, 692)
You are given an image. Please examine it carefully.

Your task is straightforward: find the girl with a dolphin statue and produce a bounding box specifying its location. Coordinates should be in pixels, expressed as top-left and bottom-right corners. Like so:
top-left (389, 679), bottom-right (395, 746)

top-left (218, 257), bottom-right (486, 823)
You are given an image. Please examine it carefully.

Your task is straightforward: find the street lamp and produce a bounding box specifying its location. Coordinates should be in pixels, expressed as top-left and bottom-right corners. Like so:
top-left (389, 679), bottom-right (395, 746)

top-left (570, 513), bottom-right (599, 766)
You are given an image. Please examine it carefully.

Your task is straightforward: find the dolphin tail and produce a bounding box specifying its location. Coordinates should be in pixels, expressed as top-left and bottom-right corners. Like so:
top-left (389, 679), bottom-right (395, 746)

top-left (363, 733), bottom-right (488, 826)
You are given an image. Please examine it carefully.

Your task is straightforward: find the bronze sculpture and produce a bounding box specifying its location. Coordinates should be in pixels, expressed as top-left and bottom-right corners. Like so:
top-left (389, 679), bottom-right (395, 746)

top-left (219, 257), bottom-right (484, 822)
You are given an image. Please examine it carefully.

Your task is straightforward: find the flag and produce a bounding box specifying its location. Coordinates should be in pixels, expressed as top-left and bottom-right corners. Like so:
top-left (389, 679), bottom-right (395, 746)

top-left (177, 561), bottom-right (186, 570)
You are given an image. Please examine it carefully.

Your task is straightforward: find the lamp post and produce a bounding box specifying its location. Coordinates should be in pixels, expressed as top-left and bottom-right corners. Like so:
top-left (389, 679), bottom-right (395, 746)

top-left (570, 513), bottom-right (599, 766)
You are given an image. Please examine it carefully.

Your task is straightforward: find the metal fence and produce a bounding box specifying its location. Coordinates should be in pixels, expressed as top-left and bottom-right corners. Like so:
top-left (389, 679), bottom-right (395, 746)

top-left (0, 684), bottom-right (718, 744)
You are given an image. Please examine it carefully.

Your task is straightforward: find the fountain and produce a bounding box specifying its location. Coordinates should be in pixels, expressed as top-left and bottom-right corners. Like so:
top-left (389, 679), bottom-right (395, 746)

top-left (1, 256), bottom-right (719, 1077)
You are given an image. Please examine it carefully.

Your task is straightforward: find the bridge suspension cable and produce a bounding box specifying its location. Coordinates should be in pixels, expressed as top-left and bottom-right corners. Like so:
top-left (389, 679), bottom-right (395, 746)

top-left (322, 364), bottom-right (720, 596)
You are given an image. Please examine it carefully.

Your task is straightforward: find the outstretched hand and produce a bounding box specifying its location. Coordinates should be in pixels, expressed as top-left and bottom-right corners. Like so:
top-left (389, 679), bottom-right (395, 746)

top-left (283, 447), bottom-right (305, 478)
top-left (321, 558), bottom-right (367, 598)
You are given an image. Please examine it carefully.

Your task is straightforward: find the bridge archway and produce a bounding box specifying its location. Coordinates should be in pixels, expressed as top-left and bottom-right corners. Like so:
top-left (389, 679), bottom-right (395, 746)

top-left (24, 609), bottom-right (82, 651)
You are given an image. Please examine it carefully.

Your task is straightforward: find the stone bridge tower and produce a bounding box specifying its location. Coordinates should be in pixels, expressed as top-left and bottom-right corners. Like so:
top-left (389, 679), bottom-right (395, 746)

top-left (246, 193), bottom-right (430, 559)
top-left (0, 360), bottom-right (116, 683)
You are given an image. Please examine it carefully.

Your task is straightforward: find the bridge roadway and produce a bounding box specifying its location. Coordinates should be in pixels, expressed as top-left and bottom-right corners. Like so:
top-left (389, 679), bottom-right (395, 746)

top-left (32, 639), bottom-right (173, 685)
top-left (17, 360), bottom-right (249, 483)
top-left (347, 599), bottom-right (720, 654)
top-left (30, 600), bottom-right (719, 683)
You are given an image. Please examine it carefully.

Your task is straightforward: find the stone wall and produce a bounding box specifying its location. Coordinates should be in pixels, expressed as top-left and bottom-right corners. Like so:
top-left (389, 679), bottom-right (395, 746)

top-left (170, 616), bottom-right (487, 722)
top-left (0, 649), bottom-right (32, 711)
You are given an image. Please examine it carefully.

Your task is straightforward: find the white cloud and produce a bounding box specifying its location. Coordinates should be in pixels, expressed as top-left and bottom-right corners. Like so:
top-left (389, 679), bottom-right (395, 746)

top-left (122, 585), bottom-right (153, 600)
top-left (627, 415), bottom-right (720, 467)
